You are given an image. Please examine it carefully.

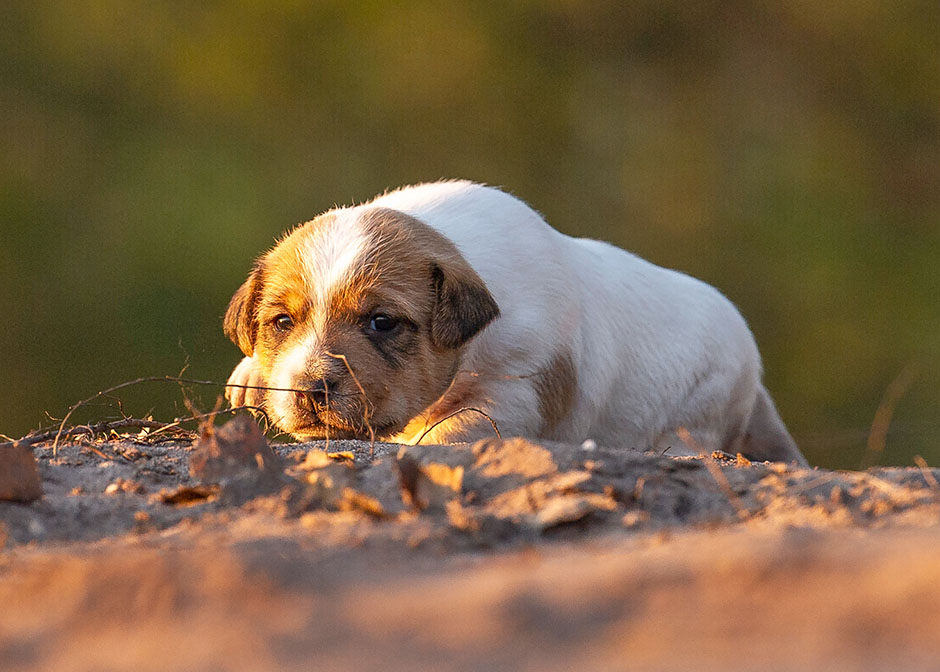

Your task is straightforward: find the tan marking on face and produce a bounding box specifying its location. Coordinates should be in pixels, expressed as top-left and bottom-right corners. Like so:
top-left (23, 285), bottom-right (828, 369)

top-left (232, 206), bottom-right (499, 440)
top-left (534, 350), bottom-right (577, 436)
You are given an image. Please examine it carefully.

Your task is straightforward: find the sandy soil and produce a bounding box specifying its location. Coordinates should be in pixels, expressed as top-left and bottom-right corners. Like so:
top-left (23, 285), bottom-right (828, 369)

top-left (3, 416), bottom-right (940, 671)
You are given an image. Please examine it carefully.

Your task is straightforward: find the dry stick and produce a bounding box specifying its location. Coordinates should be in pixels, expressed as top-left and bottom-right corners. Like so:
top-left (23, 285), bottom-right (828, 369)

top-left (8, 418), bottom-right (183, 451)
top-left (32, 368), bottom-right (510, 457)
top-left (862, 362), bottom-right (919, 469)
top-left (50, 376), bottom-right (206, 455)
top-left (48, 375), bottom-right (355, 456)
top-left (323, 380), bottom-right (330, 453)
top-left (78, 440), bottom-right (112, 462)
top-left (325, 351), bottom-right (376, 456)
top-left (675, 427), bottom-right (746, 519)
top-left (182, 392), bottom-right (225, 436)
top-left (912, 455), bottom-right (940, 492)
top-left (414, 407), bottom-right (502, 445)
top-left (8, 405), bottom-right (271, 454)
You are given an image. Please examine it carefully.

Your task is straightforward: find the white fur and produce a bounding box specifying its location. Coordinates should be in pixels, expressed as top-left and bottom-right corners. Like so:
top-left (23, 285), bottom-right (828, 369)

top-left (229, 180), bottom-right (804, 463)
top-left (262, 211), bottom-right (370, 423)
top-left (268, 333), bottom-right (321, 424)
top-left (369, 181), bottom-right (780, 456)
top-left (298, 209), bottom-right (369, 316)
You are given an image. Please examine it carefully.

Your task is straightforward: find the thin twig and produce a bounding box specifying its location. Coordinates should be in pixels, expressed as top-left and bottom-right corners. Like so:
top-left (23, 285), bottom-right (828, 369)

top-left (5, 405), bottom-right (270, 454)
top-left (78, 439), bottom-right (113, 461)
top-left (414, 407), bottom-right (502, 445)
top-left (10, 418), bottom-right (186, 451)
top-left (32, 368), bottom-right (516, 457)
top-left (862, 362), bottom-right (919, 468)
top-left (912, 455), bottom-right (940, 492)
top-left (48, 374), bottom-right (355, 455)
top-left (325, 351), bottom-right (376, 456)
top-left (324, 380), bottom-right (330, 453)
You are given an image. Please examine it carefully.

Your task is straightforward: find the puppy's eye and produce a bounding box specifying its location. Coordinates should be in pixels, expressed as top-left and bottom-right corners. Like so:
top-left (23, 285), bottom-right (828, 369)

top-left (273, 314), bottom-right (294, 332)
top-left (369, 314), bottom-right (399, 332)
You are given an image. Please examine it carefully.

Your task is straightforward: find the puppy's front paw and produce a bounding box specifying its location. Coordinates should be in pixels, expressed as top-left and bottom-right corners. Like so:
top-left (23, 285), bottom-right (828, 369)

top-left (225, 356), bottom-right (267, 409)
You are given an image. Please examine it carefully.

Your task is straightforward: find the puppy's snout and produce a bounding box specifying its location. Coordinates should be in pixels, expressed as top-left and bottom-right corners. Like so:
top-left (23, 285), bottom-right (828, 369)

top-left (295, 379), bottom-right (338, 410)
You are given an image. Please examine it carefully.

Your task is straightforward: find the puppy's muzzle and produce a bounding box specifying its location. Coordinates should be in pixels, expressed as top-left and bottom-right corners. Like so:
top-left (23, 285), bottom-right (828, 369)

top-left (294, 379), bottom-right (338, 411)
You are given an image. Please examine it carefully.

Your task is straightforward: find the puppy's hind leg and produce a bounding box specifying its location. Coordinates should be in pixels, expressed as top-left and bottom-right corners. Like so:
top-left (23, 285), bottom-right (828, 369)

top-left (737, 386), bottom-right (808, 467)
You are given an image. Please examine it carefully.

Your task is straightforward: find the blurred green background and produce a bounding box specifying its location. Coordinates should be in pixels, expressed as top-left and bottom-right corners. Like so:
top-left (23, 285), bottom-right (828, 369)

top-left (1, 1), bottom-right (937, 469)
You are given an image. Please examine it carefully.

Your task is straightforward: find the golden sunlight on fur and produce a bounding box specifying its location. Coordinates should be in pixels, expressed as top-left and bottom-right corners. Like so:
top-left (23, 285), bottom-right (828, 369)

top-left (225, 205), bottom-right (499, 442)
top-left (224, 181), bottom-right (807, 465)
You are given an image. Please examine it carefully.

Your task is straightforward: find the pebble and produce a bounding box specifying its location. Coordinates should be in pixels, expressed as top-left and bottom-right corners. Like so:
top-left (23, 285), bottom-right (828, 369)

top-left (0, 443), bottom-right (42, 502)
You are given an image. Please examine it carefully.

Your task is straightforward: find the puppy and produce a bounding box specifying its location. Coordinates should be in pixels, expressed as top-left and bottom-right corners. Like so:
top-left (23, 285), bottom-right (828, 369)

top-left (224, 180), bottom-right (807, 465)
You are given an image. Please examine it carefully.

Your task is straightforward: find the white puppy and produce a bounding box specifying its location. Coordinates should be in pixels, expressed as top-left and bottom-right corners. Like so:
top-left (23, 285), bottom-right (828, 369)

top-left (224, 180), bottom-right (807, 465)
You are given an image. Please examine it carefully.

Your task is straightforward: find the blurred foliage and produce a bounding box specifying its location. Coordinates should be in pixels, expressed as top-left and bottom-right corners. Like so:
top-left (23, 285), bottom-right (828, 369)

top-left (1, 1), bottom-right (937, 468)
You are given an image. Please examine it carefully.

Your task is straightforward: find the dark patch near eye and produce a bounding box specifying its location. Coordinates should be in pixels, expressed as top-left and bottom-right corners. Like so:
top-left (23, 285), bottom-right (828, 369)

top-left (258, 325), bottom-right (290, 353)
top-left (534, 350), bottom-right (577, 436)
top-left (366, 321), bottom-right (419, 369)
top-left (254, 306), bottom-right (299, 354)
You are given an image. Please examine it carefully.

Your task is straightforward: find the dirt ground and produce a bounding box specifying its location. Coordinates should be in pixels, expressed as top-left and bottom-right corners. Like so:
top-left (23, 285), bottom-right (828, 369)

top-left (3, 416), bottom-right (940, 671)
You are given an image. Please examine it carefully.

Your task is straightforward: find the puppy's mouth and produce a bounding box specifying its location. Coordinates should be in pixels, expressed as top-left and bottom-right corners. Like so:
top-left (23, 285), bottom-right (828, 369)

top-left (286, 390), bottom-right (399, 440)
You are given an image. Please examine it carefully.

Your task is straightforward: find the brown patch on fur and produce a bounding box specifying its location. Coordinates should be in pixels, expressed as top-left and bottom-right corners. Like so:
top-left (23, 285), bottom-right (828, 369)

top-left (408, 372), bottom-right (483, 432)
top-left (223, 262), bottom-right (265, 357)
top-left (356, 207), bottom-right (500, 348)
top-left (224, 206), bottom-right (501, 441)
top-left (534, 350), bottom-right (577, 436)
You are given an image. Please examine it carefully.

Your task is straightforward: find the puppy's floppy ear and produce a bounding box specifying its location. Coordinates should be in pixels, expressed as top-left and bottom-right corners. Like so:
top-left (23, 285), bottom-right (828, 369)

top-left (430, 258), bottom-right (500, 349)
top-left (223, 263), bottom-right (264, 356)
top-left (357, 205), bottom-right (499, 348)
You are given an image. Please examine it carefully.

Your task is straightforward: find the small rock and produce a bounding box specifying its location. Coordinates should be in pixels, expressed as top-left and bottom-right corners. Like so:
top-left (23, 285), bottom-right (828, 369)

top-left (534, 496), bottom-right (598, 530)
top-left (622, 510), bottom-right (649, 528)
top-left (337, 489), bottom-right (389, 518)
top-left (0, 443), bottom-right (42, 503)
top-left (104, 479), bottom-right (145, 495)
top-left (156, 484), bottom-right (221, 506)
top-left (354, 458), bottom-right (409, 516)
top-left (396, 450), bottom-right (463, 512)
top-left (471, 438), bottom-right (557, 480)
top-left (300, 450), bottom-right (355, 470)
top-left (189, 415), bottom-right (283, 482)
top-left (301, 451), bottom-right (333, 470)
top-left (303, 462), bottom-right (356, 507)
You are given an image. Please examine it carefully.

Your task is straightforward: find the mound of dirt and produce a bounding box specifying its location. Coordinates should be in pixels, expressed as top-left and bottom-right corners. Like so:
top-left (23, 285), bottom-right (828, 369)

top-left (3, 416), bottom-right (940, 671)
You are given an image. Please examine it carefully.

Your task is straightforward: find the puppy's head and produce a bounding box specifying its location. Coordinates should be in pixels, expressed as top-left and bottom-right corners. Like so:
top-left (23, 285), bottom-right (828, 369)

top-left (224, 207), bottom-right (499, 439)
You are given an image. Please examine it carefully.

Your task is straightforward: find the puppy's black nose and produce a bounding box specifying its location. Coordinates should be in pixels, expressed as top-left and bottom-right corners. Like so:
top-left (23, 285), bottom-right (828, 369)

top-left (295, 379), bottom-right (337, 409)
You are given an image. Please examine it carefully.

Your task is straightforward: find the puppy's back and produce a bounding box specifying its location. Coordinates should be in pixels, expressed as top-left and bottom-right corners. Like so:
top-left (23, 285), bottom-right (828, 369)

top-left (369, 181), bottom-right (777, 457)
